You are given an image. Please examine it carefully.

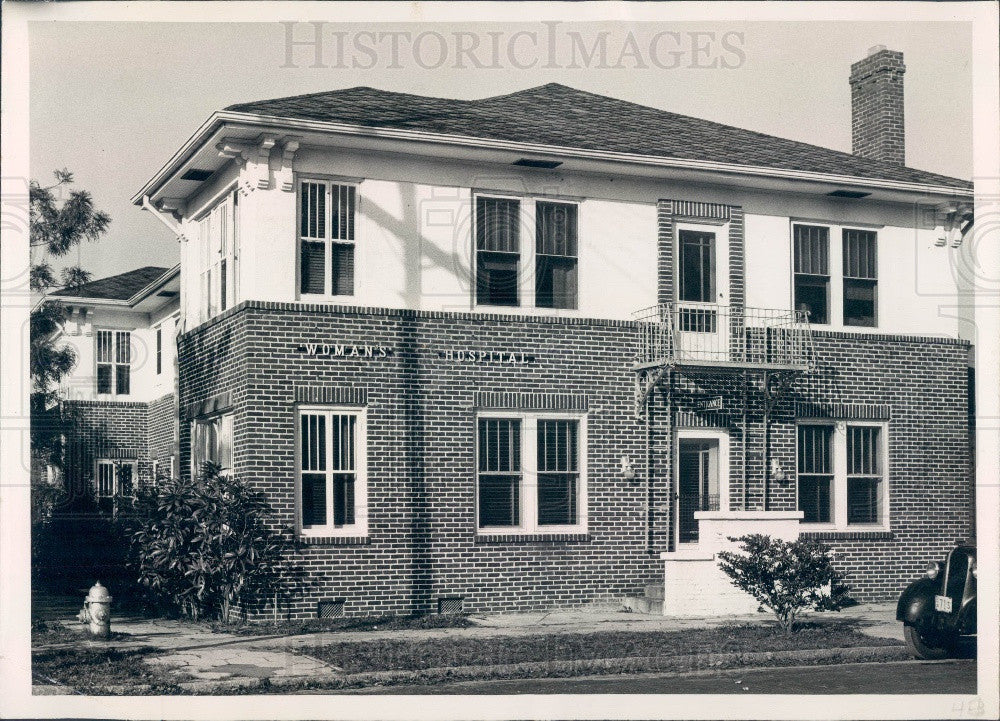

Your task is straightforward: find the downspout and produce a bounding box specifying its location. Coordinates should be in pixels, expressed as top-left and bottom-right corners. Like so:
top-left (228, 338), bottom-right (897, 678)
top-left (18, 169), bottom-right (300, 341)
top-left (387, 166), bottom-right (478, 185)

top-left (645, 393), bottom-right (652, 553)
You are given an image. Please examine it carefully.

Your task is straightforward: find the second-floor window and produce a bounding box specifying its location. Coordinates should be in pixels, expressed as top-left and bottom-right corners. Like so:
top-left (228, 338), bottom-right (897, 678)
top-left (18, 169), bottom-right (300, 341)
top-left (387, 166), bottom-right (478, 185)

top-left (96, 330), bottom-right (130, 396)
top-left (299, 179), bottom-right (356, 297)
top-left (793, 224), bottom-right (830, 324)
top-left (475, 195), bottom-right (580, 310)
top-left (155, 326), bottom-right (162, 375)
top-left (843, 229), bottom-right (878, 327)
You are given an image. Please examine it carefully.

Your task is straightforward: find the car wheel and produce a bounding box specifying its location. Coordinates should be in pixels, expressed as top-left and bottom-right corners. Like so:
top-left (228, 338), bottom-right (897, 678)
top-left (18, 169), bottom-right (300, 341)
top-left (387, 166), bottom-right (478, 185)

top-left (904, 624), bottom-right (952, 660)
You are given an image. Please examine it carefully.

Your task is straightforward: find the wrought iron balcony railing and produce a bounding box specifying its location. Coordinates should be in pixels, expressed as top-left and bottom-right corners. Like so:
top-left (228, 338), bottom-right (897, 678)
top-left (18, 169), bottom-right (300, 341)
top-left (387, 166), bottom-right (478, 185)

top-left (633, 302), bottom-right (815, 371)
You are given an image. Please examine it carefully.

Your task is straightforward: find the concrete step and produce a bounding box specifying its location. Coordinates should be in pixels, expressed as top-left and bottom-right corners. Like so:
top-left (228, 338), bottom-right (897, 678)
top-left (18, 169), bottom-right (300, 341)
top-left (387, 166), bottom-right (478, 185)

top-left (621, 596), bottom-right (664, 615)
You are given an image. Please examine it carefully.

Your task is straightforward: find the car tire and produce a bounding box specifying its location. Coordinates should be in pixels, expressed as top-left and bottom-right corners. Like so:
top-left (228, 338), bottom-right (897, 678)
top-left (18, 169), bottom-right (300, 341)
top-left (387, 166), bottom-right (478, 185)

top-left (904, 624), bottom-right (952, 660)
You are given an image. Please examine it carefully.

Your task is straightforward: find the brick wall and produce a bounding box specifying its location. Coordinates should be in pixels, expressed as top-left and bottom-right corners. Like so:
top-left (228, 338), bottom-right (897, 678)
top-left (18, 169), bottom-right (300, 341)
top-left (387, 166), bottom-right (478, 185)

top-left (60, 400), bottom-right (152, 508)
top-left (850, 48), bottom-right (906, 166)
top-left (178, 300), bottom-right (971, 617)
top-left (147, 392), bottom-right (177, 470)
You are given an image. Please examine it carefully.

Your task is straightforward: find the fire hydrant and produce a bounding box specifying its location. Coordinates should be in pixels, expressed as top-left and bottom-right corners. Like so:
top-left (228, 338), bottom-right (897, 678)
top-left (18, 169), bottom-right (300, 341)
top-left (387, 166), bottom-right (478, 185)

top-left (78, 581), bottom-right (112, 639)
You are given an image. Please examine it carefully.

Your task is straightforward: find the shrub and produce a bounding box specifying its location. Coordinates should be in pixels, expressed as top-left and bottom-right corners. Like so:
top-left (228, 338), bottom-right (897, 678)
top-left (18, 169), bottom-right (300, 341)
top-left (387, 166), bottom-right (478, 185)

top-left (127, 463), bottom-right (299, 623)
top-left (717, 534), bottom-right (850, 633)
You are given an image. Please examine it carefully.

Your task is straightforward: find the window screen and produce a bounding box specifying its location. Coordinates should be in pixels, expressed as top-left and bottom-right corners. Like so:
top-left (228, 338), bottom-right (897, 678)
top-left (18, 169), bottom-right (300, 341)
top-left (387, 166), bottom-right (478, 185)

top-left (847, 426), bottom-right (882, 524)
top-left (843, 229), bottom-right (877, 327)
top-left (477, 418), bottom-right (522, 526)
top-left (535, 202), bottom-right (578, 310)
top-left (476, 197), bottom-right (520, 306)
top-left (793, 225), bottom-right (830, 324)
top-left (798, 425), bottom-right (833, 523)
top-left (536, 420), bottom-right (579, 526)
top-left (299, 181), bottom-right (356, 296)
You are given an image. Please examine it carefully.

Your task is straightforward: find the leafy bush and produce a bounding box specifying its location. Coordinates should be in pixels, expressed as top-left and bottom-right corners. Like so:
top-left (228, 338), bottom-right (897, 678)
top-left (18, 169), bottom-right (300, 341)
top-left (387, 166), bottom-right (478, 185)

top-left (717, 534), bottom-right (850, 633)
top-left (127, 464), bottom-right (298, 623)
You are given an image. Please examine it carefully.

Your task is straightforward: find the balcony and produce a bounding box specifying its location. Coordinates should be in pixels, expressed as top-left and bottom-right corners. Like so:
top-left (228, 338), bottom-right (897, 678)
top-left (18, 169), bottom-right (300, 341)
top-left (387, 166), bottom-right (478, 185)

top-left (633, 302), bottom-right (814, 371)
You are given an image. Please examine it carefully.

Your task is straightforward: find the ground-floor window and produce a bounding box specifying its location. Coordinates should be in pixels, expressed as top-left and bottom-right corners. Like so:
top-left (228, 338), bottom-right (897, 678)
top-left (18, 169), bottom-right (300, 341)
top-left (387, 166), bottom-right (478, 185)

top-left (476, 411), bottom-right (587, 534)
top-left (94, 459), bottom-right (136, 514)
top-left (796, 421), bottom-right (887, 529)
top-left (191, 412), bottom-right (233, 478)
top-left (297, 406), bottom-right (368, 537)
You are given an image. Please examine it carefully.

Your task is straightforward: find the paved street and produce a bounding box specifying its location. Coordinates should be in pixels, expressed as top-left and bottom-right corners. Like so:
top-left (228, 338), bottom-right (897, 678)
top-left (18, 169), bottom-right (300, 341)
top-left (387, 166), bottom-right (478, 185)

top-left (341, 659), bottom-right (977, 695)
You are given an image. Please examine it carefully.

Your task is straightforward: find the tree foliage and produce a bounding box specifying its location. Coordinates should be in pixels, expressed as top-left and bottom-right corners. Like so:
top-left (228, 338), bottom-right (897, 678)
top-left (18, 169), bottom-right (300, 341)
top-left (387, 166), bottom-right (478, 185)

top-left (717, 534), bottom-right (851, 633)
top-left (127, 464), bottom-right (300, 623)
top-left (29, 170), bottom-right (110, 505)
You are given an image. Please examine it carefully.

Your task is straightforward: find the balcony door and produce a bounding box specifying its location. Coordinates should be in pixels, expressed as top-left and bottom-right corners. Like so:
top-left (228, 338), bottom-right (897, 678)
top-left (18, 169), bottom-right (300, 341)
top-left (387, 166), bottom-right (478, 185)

top-left (675, 430), bottom-right (728, 546)
top-left (675, 223), bottom-right (729, 363)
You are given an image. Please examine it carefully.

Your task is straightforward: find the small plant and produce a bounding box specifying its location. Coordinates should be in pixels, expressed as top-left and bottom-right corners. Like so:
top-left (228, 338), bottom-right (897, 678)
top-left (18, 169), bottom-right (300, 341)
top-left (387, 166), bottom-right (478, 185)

top-left (126, 463), bottom-right (299, 623)
top-left (717, 533), bottom-right (850, 633)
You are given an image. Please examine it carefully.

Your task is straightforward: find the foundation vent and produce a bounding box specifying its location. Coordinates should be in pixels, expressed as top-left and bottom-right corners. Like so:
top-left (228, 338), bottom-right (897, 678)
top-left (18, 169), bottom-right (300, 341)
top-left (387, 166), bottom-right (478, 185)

top-left (317, 599), bottom-right (345, 619)
top-left (437, 596), bottom-right (465, 615)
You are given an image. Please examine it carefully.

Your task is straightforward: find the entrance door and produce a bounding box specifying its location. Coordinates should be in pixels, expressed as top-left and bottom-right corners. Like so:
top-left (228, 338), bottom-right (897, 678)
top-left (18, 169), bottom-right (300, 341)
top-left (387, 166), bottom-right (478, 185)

top-left (675, 224), bottom-right (729, 363)
top-left (676, 438), bottom-right (721, 544)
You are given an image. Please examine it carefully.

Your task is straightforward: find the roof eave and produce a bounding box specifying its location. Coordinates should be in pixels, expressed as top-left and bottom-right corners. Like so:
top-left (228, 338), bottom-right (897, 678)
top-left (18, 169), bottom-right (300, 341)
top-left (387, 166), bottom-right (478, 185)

top-left (134, 111), bottom-right (974, 204)
top-left (46, 265), bottom-right (180, 308)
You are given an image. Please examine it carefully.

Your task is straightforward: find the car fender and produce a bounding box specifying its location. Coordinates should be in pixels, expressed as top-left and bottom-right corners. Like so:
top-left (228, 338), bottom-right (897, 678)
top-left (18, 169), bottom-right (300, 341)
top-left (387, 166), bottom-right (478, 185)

top-left (897, 577), bottom-right (938, 625)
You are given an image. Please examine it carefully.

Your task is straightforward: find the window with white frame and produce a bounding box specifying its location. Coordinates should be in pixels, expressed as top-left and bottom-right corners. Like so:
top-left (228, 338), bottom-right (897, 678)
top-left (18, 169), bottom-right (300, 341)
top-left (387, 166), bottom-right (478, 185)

top-left (793, 224), bottom-right (830, 325)
top-left (297, 406), bottom-right (367, 536)
top-left (843, 229), bottom-right (878, 327)
top-left (155, 326), bottom-right (162, 375)
top-left (797, 421), bottom-right (887, 528)
top-left (299, 179), bottom-right (356, 297)
top-left (96, 330), bottom-right (131, 396)
top-left (476, 412), bottom-right (587, 533)
top-left (475, 195), bottom-right (580, 310)
top-left (191, 412), bottom-right (233, 478)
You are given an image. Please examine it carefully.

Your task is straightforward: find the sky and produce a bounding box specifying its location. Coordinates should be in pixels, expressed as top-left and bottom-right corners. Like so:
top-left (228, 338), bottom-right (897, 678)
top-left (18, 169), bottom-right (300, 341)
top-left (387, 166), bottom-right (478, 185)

top-left (29, 20), bottom-right (973, 281)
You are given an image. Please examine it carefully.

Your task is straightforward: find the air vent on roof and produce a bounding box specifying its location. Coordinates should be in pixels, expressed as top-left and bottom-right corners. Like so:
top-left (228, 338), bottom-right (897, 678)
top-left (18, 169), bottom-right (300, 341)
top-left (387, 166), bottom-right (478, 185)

top-left (827, 189), bottom-right (871, 199)
top-left (181, 169), bottom-right (214, 182)
top-left (513, 158), bottom-right (562, 169)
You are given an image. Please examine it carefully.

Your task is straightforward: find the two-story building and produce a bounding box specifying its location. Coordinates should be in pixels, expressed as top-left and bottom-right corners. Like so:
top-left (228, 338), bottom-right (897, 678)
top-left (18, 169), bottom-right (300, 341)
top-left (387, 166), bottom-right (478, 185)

top-left (43, 266), bottom-right (180, 513)
top-left (117, 46), bottom-right (972, 618)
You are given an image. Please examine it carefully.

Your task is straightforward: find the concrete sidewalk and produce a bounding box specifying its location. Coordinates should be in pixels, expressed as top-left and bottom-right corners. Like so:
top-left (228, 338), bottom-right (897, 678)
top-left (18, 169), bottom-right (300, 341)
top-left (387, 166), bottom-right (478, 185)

top-left (36, 602), bottom-right (902, 691)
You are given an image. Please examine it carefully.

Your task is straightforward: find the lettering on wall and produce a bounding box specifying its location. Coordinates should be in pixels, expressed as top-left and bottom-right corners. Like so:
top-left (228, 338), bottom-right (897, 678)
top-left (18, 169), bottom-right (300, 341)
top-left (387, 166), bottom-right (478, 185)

top-left (297, 343), bottom-right (392, 358)
top-left (437, 350), bottom-right (533, 364)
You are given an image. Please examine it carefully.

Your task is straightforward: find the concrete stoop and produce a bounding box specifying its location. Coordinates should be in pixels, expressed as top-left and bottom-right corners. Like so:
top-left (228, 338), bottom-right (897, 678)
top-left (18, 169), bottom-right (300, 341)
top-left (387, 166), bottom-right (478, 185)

top-left (622, 583), bottom-right (665, 615)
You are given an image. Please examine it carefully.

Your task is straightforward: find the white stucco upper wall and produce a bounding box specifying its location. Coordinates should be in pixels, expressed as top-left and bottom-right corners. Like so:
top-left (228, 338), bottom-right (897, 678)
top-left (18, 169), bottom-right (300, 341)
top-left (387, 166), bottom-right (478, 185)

top-left (180, 143), bottom-right (971, 341)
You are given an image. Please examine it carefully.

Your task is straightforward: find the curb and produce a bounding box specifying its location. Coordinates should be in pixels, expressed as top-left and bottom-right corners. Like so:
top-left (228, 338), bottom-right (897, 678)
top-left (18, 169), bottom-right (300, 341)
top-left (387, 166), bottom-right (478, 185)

top-left (175, 644), bottom-right (910, 694)
top-left (33, 643), bottom-right (910, 695)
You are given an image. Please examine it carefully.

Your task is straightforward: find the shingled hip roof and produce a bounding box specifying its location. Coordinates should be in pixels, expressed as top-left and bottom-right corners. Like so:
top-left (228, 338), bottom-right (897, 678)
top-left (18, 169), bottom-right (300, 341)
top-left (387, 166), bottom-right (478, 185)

top-left (49, 266), bottom-right (171, 301)
top-left (225, 83), bottom-right (971, 191)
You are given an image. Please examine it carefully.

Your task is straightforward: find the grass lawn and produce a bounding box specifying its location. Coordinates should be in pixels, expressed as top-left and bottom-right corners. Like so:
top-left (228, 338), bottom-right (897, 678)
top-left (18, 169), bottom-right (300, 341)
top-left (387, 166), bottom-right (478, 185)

top-left (211, 613), bottom-right (476, 636)
top-left (302, 622), bottom-right (902, 674)
top-left (32, 646), bottom-right (187, 693)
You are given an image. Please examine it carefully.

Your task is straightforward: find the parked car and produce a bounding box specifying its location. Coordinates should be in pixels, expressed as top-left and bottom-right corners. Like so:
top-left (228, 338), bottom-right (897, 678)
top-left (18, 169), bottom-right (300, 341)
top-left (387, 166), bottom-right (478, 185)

top-left (897, 543), bottom-right (976, 659)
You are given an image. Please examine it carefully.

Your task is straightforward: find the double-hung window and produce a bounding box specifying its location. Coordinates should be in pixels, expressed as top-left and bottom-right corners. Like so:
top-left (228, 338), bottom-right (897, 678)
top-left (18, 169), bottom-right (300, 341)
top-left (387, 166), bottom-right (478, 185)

top-left (477, 413), bottom-right (587, 533)
top-left (843, 229), bottom-right (878, 327)
top-left (793, 224), bottom-right (830, 325)
top-left (797, 424), bottom-right (833, 523)
top-left (155, 326), bottom-right (162, 375)
top-left (96, 330), bottom-right (130, 396)
top-left (475, 195), bottom-right (580, 310)
top-left (535, 202), bottom-right (578, 309)
top-left (475, 197), bottom-right (521, 307)
top-left (191, 412), bottom-right (234, 478)
top-left (797, 421), bottom-right (887, 529)
top-left (297, 407), bottom-right (367, 536)
top-left (299, 180), bottom-right (356, 297)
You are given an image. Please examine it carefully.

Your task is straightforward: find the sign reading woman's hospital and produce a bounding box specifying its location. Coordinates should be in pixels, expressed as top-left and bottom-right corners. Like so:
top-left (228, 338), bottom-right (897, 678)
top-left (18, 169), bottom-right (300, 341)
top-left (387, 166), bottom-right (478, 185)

top-left (295, 343), bottom-right (533, 364)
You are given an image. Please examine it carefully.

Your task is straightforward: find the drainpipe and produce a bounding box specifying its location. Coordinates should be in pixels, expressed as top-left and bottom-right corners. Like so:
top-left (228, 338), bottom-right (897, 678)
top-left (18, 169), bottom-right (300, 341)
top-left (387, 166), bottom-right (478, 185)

top-left (645, 394), bottom-right (652, 553)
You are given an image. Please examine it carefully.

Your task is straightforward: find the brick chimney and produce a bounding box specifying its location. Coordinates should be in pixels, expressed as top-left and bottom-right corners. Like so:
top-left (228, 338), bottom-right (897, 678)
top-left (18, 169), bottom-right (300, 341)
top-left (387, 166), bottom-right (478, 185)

top-left (849, 45), bottom-right (906, 166)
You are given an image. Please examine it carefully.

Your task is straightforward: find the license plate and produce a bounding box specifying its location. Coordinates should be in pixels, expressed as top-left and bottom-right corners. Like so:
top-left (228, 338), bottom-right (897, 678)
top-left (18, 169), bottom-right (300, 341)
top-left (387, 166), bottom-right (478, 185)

top-left (934, 595), bottom-right (953, 613)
